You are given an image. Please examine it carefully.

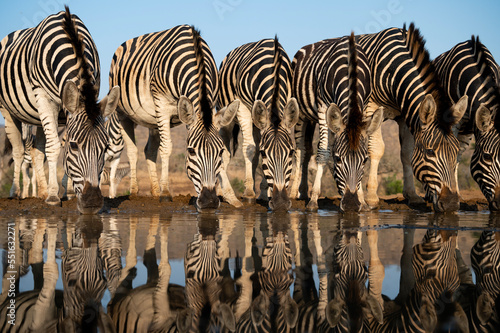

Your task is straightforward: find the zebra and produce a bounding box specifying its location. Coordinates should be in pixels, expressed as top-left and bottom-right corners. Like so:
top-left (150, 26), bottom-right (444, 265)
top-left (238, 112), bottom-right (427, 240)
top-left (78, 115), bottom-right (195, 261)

top-left (104, 111), bottom-right (127, 198)
top-left (350, 24), bottom-right (468, 212)
top-left (0, 7), bottom-right (120, 214)
top-left (235, 214), bottom-right (299, 332)
top-left (108, 215), bottom-right (192, 333)
top-left (184, 214), bottom-right (236, 332)
top-left (217, 37), bottom-right (299, 211)
top-left (433, 36), bottom-right (500, 211)
top-left (291, 32), bottom-right (383, 212)
top-left (370, 217), bottom-right (468, 332)
top-left (0, 218), bottom-right (60, 333)
top-left (456, 215), bottom-right (500, 332)
top-left (291, 213), bottom-right (384, 332)
top-left (109, 25), bottom-right (239, 212)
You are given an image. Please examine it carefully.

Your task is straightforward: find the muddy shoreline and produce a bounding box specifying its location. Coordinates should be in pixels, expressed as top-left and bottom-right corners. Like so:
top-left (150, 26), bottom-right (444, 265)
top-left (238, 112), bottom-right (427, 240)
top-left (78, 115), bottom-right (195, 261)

top-left (0, 193), bottom-right (489, 217)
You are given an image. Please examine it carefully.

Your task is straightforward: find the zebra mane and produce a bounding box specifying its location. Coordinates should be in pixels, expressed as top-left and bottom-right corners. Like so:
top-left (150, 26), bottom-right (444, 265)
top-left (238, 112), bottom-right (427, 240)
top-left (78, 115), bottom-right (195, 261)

top-left (403, 23), bottom-right (453, 133)
top-left (347, 32), bottom-right (363, 150)
top-left (270, 35), bottom-right (282, 127)
top-left (470, 35), bottom-right (500, 131)
top-left (62, 6), bottom-right (99, 126)
top-left (191, 26), bottom-right (212, 130)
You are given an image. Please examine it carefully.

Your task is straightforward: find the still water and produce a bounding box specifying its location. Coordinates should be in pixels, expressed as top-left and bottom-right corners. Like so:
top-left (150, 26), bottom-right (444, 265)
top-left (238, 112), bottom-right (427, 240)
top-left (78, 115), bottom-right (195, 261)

top-left (0, 210), bottom-right (498, 332)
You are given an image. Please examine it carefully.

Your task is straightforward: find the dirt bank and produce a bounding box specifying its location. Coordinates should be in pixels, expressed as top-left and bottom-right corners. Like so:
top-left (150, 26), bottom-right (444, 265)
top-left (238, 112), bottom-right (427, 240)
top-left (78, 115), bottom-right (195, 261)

top-left (0, 191), bottom-right (489, 218)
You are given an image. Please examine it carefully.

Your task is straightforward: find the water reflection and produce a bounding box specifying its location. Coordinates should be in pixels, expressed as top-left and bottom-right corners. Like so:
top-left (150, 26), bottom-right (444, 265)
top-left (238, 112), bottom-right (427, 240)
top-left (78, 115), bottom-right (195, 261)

top-left (0, 212), bottom-right (499, 332)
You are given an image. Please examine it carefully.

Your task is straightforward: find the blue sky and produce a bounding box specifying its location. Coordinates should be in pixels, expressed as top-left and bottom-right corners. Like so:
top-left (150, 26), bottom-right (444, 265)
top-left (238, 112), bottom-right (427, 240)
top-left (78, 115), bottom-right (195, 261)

top-left (0, 0), bottom-right (499, 123)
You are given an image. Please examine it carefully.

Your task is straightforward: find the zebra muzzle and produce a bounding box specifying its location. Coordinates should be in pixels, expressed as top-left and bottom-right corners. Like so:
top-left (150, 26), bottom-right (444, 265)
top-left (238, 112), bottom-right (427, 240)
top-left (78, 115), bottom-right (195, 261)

top-left (78, 181), bottom-right (104, 214)
top-left (196, 187), bottom-right (220, 212)
top-left (340, 187), bottom-right (361, 212)
top-left (269, 184), bottom-right (291, 211)
top-left (435, 185), bottom-right (459, 212)
top-left (490, 186), bottom-right (500, 211)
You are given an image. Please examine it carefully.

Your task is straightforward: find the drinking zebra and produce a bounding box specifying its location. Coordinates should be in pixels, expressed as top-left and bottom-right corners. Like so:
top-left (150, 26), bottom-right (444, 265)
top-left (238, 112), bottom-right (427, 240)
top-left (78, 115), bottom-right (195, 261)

top-left (357, 24), bottom-right (468, 212)
top-left (0, 6), bottom-right (120, 214)
top-left (370, 217), bottom-right (468, 332)
top-left (291, 32), bottom-right (383, 211)
top-left (217, 37), bottom-right (299, 211)
top-left (433, 36), bottom-right (500, 210)
top-left (184, 214), bottom-right (236, 332)
top-left (235, 214), bottom-right (299, 332)
top-left (109, 25), bottom-right (239, 212)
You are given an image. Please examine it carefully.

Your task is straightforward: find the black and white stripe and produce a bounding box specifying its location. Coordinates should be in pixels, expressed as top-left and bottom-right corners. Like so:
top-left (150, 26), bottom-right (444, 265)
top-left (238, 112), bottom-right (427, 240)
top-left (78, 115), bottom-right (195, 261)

top-left (355, 24), bottom-right (468, 212)
top-left (291, 32), bottom-right (382, 212)
top-left (0, 7), bottom-right (119, 214)
top-left (217, 37), bottom-right (298, 211)
top-left (433, 36), bottom-right (500, 210)
top-left (109, 25), bottom-right (238, 212)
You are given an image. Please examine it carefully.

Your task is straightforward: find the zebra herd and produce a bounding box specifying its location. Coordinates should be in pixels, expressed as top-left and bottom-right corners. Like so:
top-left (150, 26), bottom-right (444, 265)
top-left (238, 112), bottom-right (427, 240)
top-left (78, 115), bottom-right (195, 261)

top-left (2, 213), bottom-right (500, 332)
top-left (0, 6), bottom-right (499, 214)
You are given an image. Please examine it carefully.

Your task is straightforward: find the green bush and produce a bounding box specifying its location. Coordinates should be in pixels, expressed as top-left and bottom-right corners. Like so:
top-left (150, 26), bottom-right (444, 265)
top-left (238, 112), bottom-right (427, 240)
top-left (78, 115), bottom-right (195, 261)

top-left (230, 177), bottom-right (245, 195)
top-left (384, 173), bottom-right (403, 195)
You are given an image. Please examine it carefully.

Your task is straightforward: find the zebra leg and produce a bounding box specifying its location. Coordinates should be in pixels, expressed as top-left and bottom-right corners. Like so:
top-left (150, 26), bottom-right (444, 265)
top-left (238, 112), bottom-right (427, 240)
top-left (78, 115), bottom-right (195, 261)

top-left (155, 101), bottom-right (175, 202)
top-left (307, 106), bottom-right (330, 211)
top-left (366, 123), bottom-right (385, 209)
top-left (218, 124), bottom-right (243, 207)
top-left (289, 117), bottom-right (304, 199)
top-left (366, 224), bottom-right (385, 311)
top-left (144, 128), bottom-right (161, 197)
top-left (120, 116), bottom-right (139, 196)
top-left (398, 119), bottom-right (425, 204)
top-left (21, 158), bottom-right (30, 199)
top-left (1, 108), bottom-right (24, 199)
top-left (238, 103), bottom-right (257, 201)
top-left (33, 127), bottom-right (48, 199)
top-left (34, 93), bottom-right (61, 205)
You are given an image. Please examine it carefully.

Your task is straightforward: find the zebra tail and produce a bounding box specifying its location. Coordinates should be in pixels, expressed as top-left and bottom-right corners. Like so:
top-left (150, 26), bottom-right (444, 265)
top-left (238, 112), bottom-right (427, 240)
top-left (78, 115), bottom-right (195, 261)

top-left (347, 31), bottom-right (363, 150)
top-left (232, 123), bottom-right (240, 156)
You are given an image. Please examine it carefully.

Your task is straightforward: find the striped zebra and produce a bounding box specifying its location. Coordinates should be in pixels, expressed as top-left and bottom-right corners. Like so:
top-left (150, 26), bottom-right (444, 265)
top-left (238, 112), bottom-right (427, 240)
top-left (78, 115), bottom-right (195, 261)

top-left (457, 216), bottom-right (500, 332)
top-left (236, 215), bottom-right (299, 332)
top-left (217, 37), bottom-right (299, 211)
top-left (109, 25), bottom-right (239, 212)
top-left (370, 224), bottom-right (468, 332)
top-left (433, 36), bottom-right (500, 211)
top-left (0, 219), bottom-right (60, 333)
top-left (0, 7), bottom-right (120, 214)
top-left (108, 215), bottom-right (192, 333)
top-left (353, 24), bottom-right (468, 212)
top-left (104, 111), bottom-right (127, 198)
top-left (184, 214), bottom-right (236, 332)
top-left (291, 32), bottom-right (383, 212)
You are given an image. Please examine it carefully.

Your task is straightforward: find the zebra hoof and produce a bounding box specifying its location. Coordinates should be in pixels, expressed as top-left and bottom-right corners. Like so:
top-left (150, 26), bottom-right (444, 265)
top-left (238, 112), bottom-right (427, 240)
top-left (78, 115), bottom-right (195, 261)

top-left (306, 201), bottom-right (318, 212)
top-left (242, 196), bottom-right (256, 204)
top-left (159, 195), bottom-right (173, 202)
top-left (45, 196), bottom-right (61, 206)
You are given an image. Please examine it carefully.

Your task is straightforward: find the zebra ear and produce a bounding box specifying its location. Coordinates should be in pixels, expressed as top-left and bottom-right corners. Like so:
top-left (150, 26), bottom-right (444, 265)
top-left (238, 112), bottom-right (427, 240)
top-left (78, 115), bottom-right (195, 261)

top-left (252, 100), bottom-right (270, 130)
top-left (476, 104), bottom-right (494, 133)
top-left (476, 292), bottom-right (495, 325)
top-left (250, 292), bottom-right (269, 326)
top-left (326, 297), bottom-right (344, 327)
top-left (283, 294), bottom-right (299, 328)
top-left (365, 106), bottom-right (384, 136)
top-left (218, 303), bottom-right (236, 332)
top-left (449, 95), bottom-right (468, 126)
top-left (62, 80), bottom-right (80, 114)
top-left (215, 99), bottom-right (239, 128)
top-left (453, 302), bottom-right (470, 333)
top-left (419, 294), bottom-right (437, 332)
top-left (99, 86), bottom-right (120, 118)
top-left (176, 308), bottom-right (193, 333)
top-left (326, 103), bottom-right (344, 134)
top-left (363, 294), bottom-right (383, 324)
top-left (418, 94), bottom-right (437, 126)
top-left (178, 96), bottom-right (197, 125)
top-left (283, 98), bottom-right (299, 129)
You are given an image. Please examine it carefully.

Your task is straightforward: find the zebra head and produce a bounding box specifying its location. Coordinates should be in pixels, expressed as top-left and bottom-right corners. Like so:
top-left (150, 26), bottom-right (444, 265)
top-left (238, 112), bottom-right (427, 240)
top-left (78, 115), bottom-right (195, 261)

top-left (472, 104), bottom-right (500, 211)
top-left (327, 105), bottom-right (383, 212)
top-left (178, 96), bottom-right (239, 212)
top-left (252, 98), bottom-right (299, 211)
top-left (412, 94), bottom-right (468, 212)
top-left (326, 224), bottom-right (383, 329)
top-left (62, 81), bottom-right (120, 215)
